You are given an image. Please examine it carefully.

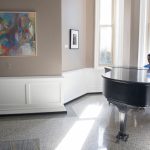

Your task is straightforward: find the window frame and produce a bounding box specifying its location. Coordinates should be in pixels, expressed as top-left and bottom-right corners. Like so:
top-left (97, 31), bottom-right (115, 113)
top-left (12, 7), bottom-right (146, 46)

top-left (94, 0), bottom-right (115, 68)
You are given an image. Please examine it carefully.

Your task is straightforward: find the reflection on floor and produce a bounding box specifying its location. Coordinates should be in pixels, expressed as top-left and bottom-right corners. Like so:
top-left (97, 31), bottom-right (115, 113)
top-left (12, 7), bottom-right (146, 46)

top-left (0, 94), bottom-right (150, 150)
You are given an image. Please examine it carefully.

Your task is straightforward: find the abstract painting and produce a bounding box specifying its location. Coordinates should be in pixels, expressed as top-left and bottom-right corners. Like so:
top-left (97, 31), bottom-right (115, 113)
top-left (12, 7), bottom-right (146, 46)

top-left (0, 12), bottom-right (36, 56)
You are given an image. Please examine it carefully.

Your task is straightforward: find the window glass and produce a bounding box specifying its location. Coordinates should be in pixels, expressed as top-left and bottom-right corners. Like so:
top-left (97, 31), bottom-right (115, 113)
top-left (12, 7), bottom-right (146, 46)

top-left (99, 0), bottom-right (113, 65)
top-left (100, 0), bottom-right (112, 25)
top-left (99, 27), bottom-right (112, 64)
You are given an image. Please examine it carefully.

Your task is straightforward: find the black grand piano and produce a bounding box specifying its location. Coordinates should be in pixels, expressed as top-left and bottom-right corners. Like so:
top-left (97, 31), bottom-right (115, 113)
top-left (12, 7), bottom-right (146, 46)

top-left (102, 67), bottom-right (150, 142)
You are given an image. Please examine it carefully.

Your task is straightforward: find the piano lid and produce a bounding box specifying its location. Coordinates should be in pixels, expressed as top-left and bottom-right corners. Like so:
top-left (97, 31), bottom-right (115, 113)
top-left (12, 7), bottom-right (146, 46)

top-left (102, 67), bottom-right (150, 84)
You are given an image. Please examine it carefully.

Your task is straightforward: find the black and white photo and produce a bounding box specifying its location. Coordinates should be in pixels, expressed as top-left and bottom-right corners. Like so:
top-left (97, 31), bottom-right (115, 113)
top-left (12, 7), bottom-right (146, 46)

top-left (69, 29), bottom-right (79, 49)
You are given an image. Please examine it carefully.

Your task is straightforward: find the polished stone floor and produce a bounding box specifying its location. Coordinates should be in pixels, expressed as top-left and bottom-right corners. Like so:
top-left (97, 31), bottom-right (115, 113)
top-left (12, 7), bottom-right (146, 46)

top-left (0, 94), bottom-right (150, 150)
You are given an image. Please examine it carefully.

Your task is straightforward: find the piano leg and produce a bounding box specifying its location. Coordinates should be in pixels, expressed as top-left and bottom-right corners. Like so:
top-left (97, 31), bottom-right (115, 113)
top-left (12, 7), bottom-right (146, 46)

top-left (109, 101), bottom-right (129, 142)
top-left (116, 111), bottom-right (129, 142)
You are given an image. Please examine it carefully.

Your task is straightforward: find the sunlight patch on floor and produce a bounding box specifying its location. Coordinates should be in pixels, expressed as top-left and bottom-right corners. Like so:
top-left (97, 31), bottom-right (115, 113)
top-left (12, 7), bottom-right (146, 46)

top-left (56, 104), bottom-right (104, 150)
top-left (98, 127), bottom-right (107, 150)
top-left (55, 120), bottom-right (94, 150)
top-left (79, 104), bottom-right (103, 119)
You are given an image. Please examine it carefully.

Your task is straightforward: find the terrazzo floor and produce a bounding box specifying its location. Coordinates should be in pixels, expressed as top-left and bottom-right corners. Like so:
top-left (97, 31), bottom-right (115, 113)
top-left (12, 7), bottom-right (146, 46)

top-left (0, 94), bottom-right (150, 150)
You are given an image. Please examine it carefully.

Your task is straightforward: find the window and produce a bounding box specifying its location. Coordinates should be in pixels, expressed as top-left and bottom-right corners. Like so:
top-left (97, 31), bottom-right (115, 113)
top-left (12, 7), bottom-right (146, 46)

top-left (138, 0), bottom-right (149, 67)
top-left (95, 0), bottom-right (115, 67)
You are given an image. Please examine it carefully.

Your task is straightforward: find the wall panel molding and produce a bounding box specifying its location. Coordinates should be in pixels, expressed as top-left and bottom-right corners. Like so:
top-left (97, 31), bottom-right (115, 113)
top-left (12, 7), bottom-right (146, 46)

top-left (0, 77), bottom-right (66, 115)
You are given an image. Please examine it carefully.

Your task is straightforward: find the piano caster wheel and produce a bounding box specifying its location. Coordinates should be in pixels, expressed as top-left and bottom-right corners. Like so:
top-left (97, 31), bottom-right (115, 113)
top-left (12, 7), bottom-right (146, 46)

top-left (116, 132), bottom-right (129, 142)
top-left (137, 107), bottom-right (145, 112)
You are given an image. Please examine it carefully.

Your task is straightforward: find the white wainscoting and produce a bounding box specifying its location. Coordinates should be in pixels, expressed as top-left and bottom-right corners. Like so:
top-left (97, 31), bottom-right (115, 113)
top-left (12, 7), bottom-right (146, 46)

top-left (63, 68), bottom-right (104, 103)
top-left (0, 68), bottom-right (104, 115)
top-left (0, 77), bottom-right (66, 115)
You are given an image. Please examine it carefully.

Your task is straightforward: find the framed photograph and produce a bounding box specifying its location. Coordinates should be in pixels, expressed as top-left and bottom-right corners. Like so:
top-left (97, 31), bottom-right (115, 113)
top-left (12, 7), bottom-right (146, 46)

top-left (0, 12), bottom-right (36, 56)
top-left (69, 29), bottom-right (79, 49)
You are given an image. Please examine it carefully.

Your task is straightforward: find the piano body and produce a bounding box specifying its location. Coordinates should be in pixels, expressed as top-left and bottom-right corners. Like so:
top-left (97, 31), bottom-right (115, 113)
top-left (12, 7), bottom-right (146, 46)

top-left (102, 67), bottom-right (150, 141)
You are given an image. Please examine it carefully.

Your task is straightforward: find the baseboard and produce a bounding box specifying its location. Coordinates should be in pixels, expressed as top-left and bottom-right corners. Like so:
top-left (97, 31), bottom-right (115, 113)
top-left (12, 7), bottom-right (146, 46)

top-left (64, 92), bottom-right (102, 105)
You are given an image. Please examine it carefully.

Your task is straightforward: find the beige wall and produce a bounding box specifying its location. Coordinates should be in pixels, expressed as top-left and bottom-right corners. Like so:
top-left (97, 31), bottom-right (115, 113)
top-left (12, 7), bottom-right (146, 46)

top-left (0, 0), bottom-right (95, 76)
top-left (0, 0), bottom-right (142, 76)
top-left (61, 0), bottom-right (95, 71)
top-left (0, 0), bottom-right (62, 76)
top-left (122, 0), bottom-right (140, 67)
top-left (86, 0), bottom-right (95, 68)
top-left (61, 0), bottom-right (87, 71)
top-left (130, 0), bottom-right (140, 67)
top-left (122, 0), bottom-right (131, 67)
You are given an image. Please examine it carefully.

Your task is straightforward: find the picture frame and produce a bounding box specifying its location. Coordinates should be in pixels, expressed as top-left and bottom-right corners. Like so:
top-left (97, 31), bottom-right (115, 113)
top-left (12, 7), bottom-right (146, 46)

top-left (0, 11), bottom-right (36, 57)
top-left (69, 29), bottom-right (79, 49)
